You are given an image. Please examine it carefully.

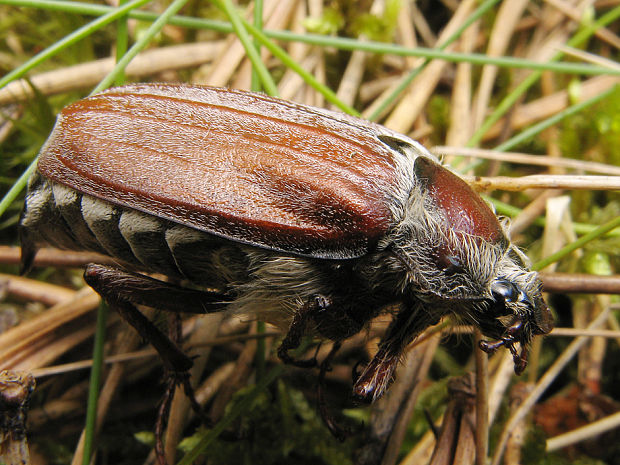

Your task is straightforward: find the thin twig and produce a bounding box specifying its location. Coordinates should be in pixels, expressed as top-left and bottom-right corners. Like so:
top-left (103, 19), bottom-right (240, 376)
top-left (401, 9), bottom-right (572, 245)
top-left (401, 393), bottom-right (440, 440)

top-left (0, 246), bottom-right (115, 268)
top-left (465, 174), bottom-right (620, 191)
top-left (433, 146), bottom-right (620, 175)
top-left (540, 272), bottom-right (620, 294)
top-left (549, 328), bottom-right (620, 338)
top-left (0, 42), bottom-right (223, 105)
top-left (546, 410), bottom-right (620, 451)
top-left (474, 330), bottom-right (489, 465)
top-left (30, 330), bottom-right (281, 378)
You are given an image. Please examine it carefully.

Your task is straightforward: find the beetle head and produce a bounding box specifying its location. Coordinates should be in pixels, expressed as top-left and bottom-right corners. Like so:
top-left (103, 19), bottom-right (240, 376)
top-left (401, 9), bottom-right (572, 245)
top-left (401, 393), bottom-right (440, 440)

top-left (383, 175), bottom-right (553, 375)
top-left (478, 270), bottom-right (553, 374)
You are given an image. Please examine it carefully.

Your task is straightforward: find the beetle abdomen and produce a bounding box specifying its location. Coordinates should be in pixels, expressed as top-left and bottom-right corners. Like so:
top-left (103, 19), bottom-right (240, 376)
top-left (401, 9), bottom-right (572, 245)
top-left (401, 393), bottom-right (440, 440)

top-left (20, 175), bottom-right (250, 288)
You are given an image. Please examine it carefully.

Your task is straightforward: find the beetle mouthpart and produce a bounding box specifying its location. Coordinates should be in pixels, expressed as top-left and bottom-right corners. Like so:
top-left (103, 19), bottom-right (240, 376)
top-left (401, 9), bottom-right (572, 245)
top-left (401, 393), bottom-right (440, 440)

top-left (505, 317), bottom-right (529, 374)
top-left (479, 337), bottom-right (528, 375)
top-left (506, 317), bottom-right (524, 337)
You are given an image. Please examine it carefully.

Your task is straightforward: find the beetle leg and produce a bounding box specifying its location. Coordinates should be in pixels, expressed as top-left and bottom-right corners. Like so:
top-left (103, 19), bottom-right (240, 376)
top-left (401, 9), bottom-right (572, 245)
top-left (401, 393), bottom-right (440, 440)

top-left (277, 295), bottom-right (331, 368)
top-left (317, 341), bottom-right (352, 441)
top-left (83, 263), bottom-right (229, 464)
top-left (353, 302), bottom-right (432, 403)
top-left (155, 375), bottom-right (175, 465)
top-left (84, 264), bottom-right (228, 314)
top-left (478, 338), bottom-right (506, 354)
top-left (352, 346), bottom-right (399, 404)
top-left (84, 264), bottom-right (225, 369)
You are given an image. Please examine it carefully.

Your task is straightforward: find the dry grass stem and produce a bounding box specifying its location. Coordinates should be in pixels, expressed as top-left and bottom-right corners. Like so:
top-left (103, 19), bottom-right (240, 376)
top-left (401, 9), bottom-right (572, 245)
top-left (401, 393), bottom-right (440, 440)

top-left (474, 330), bottom-right (488, 465)
top-left (11, 324), bottom-right (97, 371)
top-left (0, 246), bottom-right (115, 268)
top-left (354, 333), bottom-right (439, 465)
top-left (333, 46), bottom-right (367, 108)
top-left (472, 0), bottom-right (529, 130)
top-left (540, 273), bottom-right (620, 294)
top-left (546, 410), bottom-right (620, 452)
top-left (466, 174), bottom-right (620, 191)
top-left (399, 427), bottom-right (436, 465)
top-left (446, 18), bottom-right (476, 146)
top-left (208, 324), bottom-right (258, 421)
top-left (30, 347), bottom-right (157, 378)
top-left (384, 0), bottom-right (476, 133)
top-left (488, 352), bottom-right (516, 425)
top-left (0, 43), bottom-right (223, 105)
top-left (379, 334), bottom-right (441, 465)
top-left (0, 273), bottom-right (76, 306)
top-left (544, 0), bottom-right (620, 48)
top-left (433, 147), bottom-right (620, 175)
top-left (510, 190), bottom-right (561, 236)
top-left (397, 0), bottom-right (418, 67)
top-left (0, 288), bottom-right (99, 369)
top-left (428, 374), bottom-right (476, 465)
top-left (279, 53), bottom-right (317, 100)
top-left (27, 329), bottom-right (276, 379)
top-left (410, 2), bottom-right (437, 46)
top-left (482, 75), bottom-right (620, 140)
top-left (557, 45), bottom-right (620, 70)
top-left (0, 106), bottom-right (20, 144)
top-left (550, 328), bottom-right (620, 338)
top-left (195, 362), bottom-right (236, 407)
top-left (332, 0), bottom-right (386, 109)
top-left (503, 383), bottom-right (534, 465)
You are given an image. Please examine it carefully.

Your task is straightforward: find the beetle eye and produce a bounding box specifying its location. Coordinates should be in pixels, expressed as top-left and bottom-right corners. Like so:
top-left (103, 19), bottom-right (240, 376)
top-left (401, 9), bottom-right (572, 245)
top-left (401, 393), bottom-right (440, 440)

top-left (491, 279), bottom-right (518, 303)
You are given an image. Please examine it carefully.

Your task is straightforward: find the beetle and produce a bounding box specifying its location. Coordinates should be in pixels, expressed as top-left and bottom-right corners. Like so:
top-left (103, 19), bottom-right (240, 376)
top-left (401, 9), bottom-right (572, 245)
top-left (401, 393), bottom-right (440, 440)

top-left (19, 83), bottom-right (553, 430)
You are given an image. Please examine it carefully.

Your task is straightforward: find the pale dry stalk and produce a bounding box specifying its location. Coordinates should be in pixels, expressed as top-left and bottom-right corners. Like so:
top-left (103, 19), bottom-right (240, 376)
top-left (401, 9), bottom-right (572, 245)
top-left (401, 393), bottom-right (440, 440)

top-left (201, 0), bottom-right (296, 86)
top-left (0, 43), bottom-right (223, 106)
top-left (472, 0), bottom-right (529, 131)
top-left (383, 0), bottom-right (477, 134)
top-left (445, 13), bottom-right (477, 147)
top-left (432, 146), bottom-right (620, 175)
top-left (331, 0), bottom-right (387, 110)
top-left (163, 314), bottom-right (224, 464)
top-left (466, 174), bottom-right (620, 191)
top-left (483, 76), bottom-right (620, 140)
top-left (71, 323), bottom-right (143, 465)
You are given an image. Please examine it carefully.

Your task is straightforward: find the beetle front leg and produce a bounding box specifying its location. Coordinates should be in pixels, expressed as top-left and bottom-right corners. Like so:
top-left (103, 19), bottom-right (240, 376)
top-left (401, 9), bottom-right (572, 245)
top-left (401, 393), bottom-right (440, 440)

top-left (353, 302), bottom-right (435, 403)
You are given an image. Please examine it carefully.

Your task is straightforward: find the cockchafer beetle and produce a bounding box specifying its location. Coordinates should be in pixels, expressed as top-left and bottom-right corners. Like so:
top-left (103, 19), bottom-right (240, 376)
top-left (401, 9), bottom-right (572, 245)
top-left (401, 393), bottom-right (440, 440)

top-left (19, 83), bottom-right (553, 432)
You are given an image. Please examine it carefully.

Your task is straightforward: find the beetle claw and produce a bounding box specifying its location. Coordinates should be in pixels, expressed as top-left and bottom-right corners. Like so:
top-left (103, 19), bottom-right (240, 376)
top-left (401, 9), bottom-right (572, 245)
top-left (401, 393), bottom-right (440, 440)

top-left (512, 344), bottom-right (528, 375)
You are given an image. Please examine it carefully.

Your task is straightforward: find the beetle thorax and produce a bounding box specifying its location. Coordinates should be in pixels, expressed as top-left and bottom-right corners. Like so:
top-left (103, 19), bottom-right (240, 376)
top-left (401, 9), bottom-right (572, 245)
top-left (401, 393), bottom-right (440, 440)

top-left (383, 185), bottom-right (510, 302)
